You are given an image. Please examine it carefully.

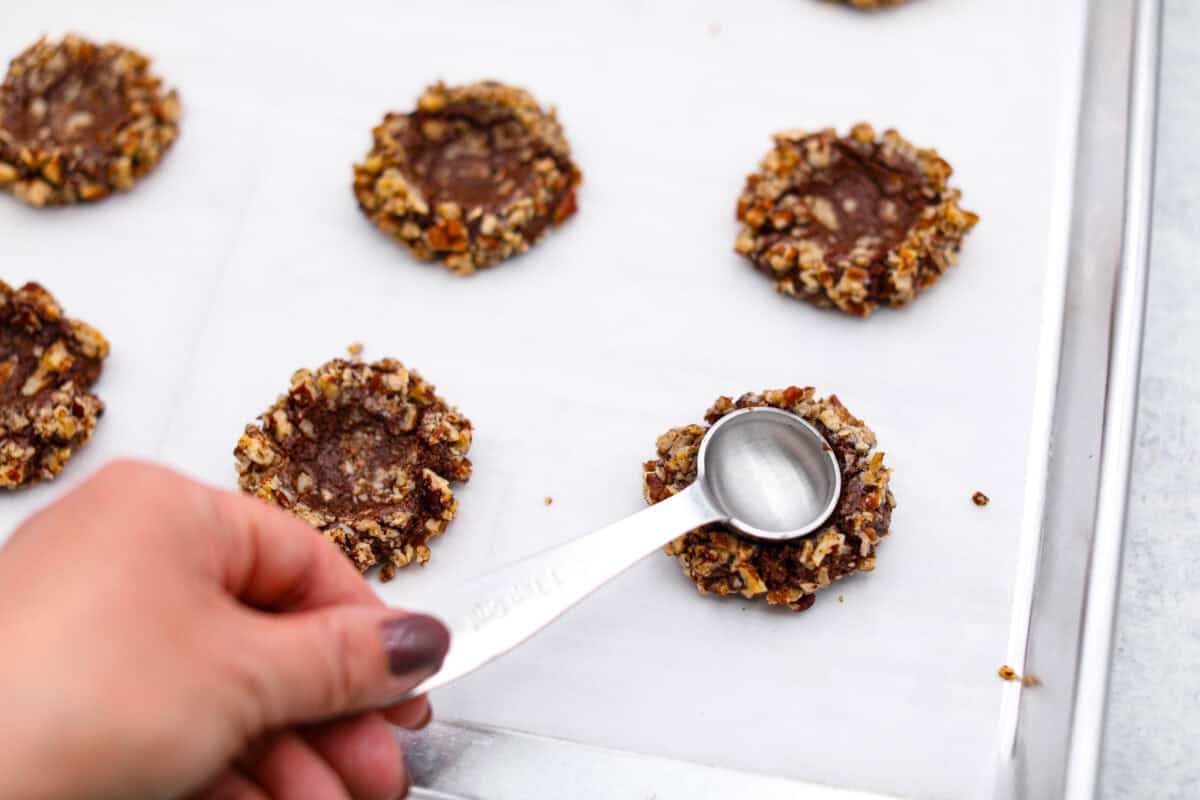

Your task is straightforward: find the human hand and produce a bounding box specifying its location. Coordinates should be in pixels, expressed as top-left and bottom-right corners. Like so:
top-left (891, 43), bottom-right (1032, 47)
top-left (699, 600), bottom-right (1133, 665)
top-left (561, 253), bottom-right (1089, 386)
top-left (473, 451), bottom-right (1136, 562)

top-left (0, 460), bottom-right (449, 799)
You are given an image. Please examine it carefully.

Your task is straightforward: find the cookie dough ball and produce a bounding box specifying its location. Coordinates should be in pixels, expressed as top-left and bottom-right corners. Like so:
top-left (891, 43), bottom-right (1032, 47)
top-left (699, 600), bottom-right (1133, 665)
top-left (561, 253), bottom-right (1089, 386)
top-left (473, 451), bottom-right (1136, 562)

top-left (735, 124), bottom-right (977, 317)
top-left (643, 387), bottom-right (894, 611)
top-left (0, 281), bottom-right (108, 488)
top-left (235, 358), bottom-right (473, 581)
top-left (839, 0), bottom-right (908, 8)
top-left (0, 35), bottom-right (180, 206)
top-left (353, 81), bottom-right (581, 274)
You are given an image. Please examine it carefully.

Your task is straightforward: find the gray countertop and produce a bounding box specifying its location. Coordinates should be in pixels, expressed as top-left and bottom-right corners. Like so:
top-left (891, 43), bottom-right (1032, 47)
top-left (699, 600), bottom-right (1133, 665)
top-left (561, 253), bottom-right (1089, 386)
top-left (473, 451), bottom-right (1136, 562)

top-left (1100, 1), bottom-right (1200, 797)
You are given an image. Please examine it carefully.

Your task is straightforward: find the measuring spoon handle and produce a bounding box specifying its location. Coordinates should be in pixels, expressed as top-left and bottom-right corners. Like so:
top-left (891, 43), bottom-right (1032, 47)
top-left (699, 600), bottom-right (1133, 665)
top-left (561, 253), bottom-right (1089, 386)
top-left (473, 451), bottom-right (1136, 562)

top-left (401, 485), bottom-right (721, 699)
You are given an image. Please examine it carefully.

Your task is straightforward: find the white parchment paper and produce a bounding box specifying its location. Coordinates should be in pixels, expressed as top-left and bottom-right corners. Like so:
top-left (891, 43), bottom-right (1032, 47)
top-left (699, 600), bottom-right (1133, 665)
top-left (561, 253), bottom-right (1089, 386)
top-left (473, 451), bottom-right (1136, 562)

top-left (0, 1), bottom-right (1087, 797)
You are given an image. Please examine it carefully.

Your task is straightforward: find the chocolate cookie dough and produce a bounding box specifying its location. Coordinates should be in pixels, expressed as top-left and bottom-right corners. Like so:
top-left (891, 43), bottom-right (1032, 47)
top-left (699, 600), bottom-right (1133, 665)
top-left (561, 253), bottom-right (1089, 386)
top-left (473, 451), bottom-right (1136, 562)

top-left (643, 388), bottom-right (895, 611)
top-left (235, 358), bottom-right (473, 581)
top-left (0, 35), bottom-right (180, 207)
top-left (0, 281), bottom-right (108, 488)
top-left (353, 81), bottom-right (581, 274)
top-left (735, 124), bottom-right (978, 317)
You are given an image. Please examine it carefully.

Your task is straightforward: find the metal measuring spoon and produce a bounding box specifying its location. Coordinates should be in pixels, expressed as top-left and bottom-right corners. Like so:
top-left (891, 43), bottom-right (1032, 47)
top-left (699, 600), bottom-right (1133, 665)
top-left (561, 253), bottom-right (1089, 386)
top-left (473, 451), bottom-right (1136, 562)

top-left (402, 406), bottom-right (842, 698)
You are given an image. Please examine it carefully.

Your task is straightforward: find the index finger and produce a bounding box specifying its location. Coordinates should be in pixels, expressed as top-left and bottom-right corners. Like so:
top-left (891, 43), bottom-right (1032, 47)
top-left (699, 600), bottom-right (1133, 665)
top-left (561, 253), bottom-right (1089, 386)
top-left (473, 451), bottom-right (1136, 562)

top-left (208, 486), bottom-right (383, 612)
top-left (210, 489), bottom-right (437, 724)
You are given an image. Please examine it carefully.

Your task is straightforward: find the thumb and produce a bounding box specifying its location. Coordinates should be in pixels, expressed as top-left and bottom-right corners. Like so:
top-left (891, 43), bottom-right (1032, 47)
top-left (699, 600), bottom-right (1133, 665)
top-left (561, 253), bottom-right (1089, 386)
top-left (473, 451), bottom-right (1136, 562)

top-left (242, 607), bottom-right (449, 727)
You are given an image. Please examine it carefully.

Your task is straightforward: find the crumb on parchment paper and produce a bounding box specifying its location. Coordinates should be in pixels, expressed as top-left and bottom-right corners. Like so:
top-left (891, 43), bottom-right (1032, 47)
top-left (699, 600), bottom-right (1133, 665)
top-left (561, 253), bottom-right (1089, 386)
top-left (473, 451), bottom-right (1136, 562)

top-left (998, 665), bottom-right (1042, 686)
top-left (972, 490), bottom-right (989, 506)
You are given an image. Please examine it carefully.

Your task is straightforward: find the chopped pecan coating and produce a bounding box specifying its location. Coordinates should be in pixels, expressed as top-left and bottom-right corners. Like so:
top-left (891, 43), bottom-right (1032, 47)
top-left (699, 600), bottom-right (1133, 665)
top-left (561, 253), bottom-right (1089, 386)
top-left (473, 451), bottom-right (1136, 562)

top-left (0, 281), bottom-right (108, 488)
top-left (353, 81), bottom-right (581, 274)
top-left (234, 358), bottom-right (472, 581)
top-left (838, 0), bottom-right (907, 8)
top-left (735, 123), bottom-right (978, 317)
top-left (0, 35), bottom-right (180, 207)
top-left (643, 387), bottom-right (895, 611)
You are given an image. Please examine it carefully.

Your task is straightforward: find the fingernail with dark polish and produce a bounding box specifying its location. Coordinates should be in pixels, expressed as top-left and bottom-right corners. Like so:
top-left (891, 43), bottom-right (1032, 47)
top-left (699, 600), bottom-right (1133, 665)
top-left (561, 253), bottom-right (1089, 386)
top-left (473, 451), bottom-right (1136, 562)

top-left (382, 614), bottom-right (450, 677)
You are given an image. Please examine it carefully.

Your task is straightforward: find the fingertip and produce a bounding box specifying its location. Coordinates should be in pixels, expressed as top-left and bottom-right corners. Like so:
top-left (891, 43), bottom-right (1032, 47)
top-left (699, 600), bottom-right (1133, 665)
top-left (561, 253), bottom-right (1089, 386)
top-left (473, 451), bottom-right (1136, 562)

top-left (214, 487), bottom-right (381, 609)
top-left (381, 614), bottom-right (450, 677)
top-left (194, 769), bottom-right (270, 800)
top-left (246, 604), bottom-right (439, 727)
top-left (383, 695), bottom-right (432, 729)
top-left (304, 713), bottom-right (407, 800)
top-left (244, 733), bottom-right (349, 799)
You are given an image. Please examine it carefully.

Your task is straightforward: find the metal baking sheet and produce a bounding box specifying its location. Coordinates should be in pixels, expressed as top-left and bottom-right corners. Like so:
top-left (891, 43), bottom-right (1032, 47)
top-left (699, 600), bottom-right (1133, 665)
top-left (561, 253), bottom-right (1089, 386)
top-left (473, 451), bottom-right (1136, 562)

top-left (0, 0), bottom-right (1154, 797)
